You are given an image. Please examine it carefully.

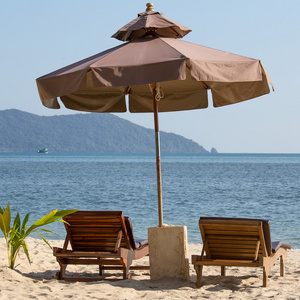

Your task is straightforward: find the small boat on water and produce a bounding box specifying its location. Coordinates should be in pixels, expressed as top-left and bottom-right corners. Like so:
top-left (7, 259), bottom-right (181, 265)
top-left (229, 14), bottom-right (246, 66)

top-left (37, 147), bottom-right (48, 153)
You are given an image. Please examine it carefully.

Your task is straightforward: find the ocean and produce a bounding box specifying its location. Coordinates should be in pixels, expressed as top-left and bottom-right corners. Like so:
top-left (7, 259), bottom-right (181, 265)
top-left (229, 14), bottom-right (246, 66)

top-left (0, 153), bottom-right (299, 248)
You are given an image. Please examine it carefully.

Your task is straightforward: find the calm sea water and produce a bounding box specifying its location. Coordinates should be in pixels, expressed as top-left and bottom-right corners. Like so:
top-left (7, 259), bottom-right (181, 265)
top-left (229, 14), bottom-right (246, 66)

top-left (0, 153), bottom-right (299, 248)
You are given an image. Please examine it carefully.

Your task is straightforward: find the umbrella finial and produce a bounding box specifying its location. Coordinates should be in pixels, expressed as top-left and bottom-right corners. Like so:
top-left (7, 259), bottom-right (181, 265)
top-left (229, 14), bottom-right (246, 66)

top-left (146, 3), bottom-right (154, 11)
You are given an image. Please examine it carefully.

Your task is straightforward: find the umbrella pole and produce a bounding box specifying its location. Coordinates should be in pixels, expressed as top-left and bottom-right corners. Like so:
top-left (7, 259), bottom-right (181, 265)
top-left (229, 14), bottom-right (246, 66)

top-left (151, 83), bottom-right (163, 227)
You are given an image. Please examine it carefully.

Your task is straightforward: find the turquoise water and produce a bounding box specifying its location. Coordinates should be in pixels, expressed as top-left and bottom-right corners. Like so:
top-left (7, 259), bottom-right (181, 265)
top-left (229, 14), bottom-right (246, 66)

top-left (0, 153), bottom-right (299, 247)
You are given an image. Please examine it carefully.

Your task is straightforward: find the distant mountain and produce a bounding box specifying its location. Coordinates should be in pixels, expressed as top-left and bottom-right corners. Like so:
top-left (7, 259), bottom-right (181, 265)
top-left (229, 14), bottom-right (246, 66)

top-left (0, 109), bottom-right (210, 153)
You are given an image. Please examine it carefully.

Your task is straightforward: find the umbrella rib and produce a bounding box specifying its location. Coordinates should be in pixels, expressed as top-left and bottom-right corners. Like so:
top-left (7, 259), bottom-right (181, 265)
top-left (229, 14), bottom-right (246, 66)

top-left (125, 86), bottom-right (131, 94)
top-left (186, 66), bottom-right (209, 89)
top-left (169, 26), bottom-right (180, 37)
top-left (128, 29), bottom-right (144, 41)
top-left (200, 81), bottom-right (209, 89)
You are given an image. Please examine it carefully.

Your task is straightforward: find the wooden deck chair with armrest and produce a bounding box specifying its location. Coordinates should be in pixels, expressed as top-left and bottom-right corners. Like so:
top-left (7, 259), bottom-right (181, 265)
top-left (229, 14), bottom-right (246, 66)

top-left (191, 217), bottom-right (291, 288)
top-left (53, 211), bottom-right (149, 281)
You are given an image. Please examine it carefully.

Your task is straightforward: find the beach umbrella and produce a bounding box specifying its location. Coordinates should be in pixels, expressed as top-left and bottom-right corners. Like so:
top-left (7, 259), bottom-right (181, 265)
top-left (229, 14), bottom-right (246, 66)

top-left (36, 3), bottom-right (274, 227)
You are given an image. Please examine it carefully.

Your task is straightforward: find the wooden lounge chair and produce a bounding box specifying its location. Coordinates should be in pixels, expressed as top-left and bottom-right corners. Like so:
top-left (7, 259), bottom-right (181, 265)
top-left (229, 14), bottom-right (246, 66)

top-left (53, 211), bottom-right (149, 281)
top-left (192, 217), bottom-right (291, 287)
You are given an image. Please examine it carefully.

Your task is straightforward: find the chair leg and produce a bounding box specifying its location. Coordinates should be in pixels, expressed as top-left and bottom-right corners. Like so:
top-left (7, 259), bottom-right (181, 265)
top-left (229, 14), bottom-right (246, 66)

top-left (56, 271), bottom-right (62, 280)
top-left (194, 265), bottom-right (203, 288)
top-left (123, 268), bottom-right (131, 279)
top-left (221, 266), bottom-right (226, 276)
top-left (263, 267), bottom-right (269, 287)
top-left (56, 260), bottom-right (66, 280)
top-left (99, 265), bottom-right (103, 276)
top-left (121, 258), bottom-right (132, 279)
top-left (280, 255), bottom-right (285, 277)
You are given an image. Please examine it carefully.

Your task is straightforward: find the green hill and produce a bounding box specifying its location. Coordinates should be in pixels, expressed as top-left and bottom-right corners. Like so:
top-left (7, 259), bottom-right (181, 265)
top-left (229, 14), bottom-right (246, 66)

top-left (0, 109), bottom-right (210, 153)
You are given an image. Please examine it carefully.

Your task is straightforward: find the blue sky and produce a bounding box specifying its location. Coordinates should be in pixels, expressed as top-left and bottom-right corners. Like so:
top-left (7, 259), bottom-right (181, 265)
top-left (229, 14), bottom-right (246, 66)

top-left (1, 1), bottom-right (299, 153)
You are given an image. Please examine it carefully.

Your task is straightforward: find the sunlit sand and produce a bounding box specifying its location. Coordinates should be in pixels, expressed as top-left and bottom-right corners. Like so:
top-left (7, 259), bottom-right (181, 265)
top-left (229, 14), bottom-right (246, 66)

top-left (0, 237), bottom-right (299, 299)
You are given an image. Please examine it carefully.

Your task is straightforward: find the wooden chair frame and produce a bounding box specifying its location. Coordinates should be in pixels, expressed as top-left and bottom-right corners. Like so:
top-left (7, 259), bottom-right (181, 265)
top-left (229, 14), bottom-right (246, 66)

top-left (192, 218), bottom-right (290, 287)
top-left (53, 211), bottom-right (149, 281)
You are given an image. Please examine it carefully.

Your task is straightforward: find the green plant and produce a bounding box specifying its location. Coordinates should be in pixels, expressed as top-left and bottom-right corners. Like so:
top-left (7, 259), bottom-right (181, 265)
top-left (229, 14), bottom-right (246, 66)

top-left (0, 203), bottom-right (77, 269)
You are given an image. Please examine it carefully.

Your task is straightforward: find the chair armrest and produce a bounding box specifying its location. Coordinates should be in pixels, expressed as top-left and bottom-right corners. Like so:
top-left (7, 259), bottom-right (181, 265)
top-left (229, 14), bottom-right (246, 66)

top-left (135, 239), bottom-right (148, 249)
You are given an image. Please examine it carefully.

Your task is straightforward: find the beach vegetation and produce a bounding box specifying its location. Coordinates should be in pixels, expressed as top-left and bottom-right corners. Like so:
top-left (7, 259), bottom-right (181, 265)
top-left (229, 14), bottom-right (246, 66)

top-left (0, 203), bottom-right (77, 269)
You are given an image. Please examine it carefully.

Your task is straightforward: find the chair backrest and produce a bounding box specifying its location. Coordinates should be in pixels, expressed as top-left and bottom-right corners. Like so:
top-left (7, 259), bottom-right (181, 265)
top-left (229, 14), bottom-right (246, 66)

top-left (199, 217), bottom-right (272, 260)
top-left (124, 216), bottom-right (139, 250)
top-left (63, 211), bottom-right (132, 252)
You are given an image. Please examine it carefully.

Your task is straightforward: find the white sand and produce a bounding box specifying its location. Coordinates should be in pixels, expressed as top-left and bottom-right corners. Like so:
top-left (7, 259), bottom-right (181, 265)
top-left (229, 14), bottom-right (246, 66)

top-left (0, 237), bottom-right (299, 299)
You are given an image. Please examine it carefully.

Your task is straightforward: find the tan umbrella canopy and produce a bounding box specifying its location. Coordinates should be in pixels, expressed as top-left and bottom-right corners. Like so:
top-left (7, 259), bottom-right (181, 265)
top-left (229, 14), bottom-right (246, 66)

top-left (111, 3), bottom-right (191, 41)
top-left (36, 3), bottom-right (274, 227)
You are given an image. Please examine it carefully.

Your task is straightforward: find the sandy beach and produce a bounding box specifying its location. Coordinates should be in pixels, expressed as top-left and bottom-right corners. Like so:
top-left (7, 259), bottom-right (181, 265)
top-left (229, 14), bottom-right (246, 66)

top-left (0, 237), bottom-right (299, 299)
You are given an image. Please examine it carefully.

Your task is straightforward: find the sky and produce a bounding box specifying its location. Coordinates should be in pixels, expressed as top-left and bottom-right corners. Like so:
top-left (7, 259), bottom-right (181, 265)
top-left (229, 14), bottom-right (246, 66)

top-left (1, 1), bottom-right (299, 153)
